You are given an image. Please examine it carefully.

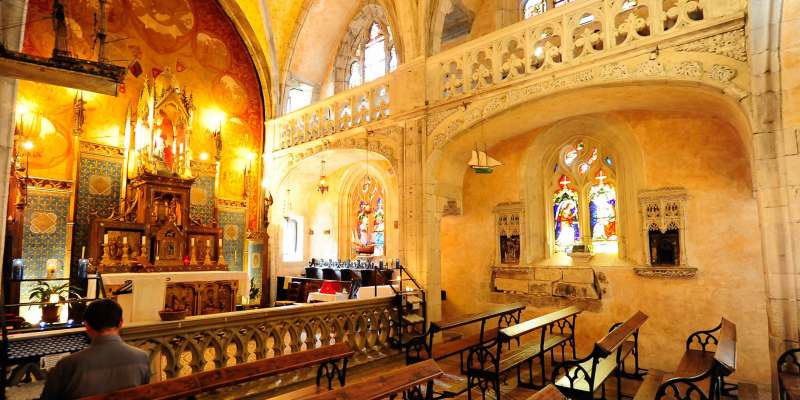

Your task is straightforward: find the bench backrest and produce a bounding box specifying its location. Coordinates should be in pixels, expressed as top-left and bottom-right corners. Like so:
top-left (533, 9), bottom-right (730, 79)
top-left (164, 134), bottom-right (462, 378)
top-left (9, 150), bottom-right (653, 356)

top-left (500, 306), bottom-right (581, 340)
top-left (596, 311), bottom-right (648, 356)
top-left (431, 302), bottom-right (526, 332)
top-left (714, 318), bottom-right (736, 372)
top-left (301, 359), bottom-right (443, 400)
top-left (80, 343), bottom-right (354, 400)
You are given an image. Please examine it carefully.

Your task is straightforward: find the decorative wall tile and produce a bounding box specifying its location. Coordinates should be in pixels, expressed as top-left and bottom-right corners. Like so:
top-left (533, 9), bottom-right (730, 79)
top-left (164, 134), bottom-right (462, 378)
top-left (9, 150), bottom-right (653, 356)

top-left (219, 207), bottom-right (246, 271)
top-left (190, 175), bottom-right (215, 224)
top-left (22, 189), bottom-right (71, 297)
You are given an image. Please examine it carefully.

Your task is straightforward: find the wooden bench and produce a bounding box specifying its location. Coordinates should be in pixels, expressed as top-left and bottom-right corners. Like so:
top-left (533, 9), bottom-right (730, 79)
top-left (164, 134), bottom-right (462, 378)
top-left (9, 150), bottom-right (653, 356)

top-left (299, 359), bottom-right (444, 400)
top-left (780, 347), bottom-right (800, 400)
top-left (80, 343), bottom-right (354, 400)
top-left (634, 318), bottom-right (737, 400)
top-left (466, 306), bottom-right (582, 400)
top-left (524, 384), bottom-right (567, 400)
top-left (553, 311), bottom-right (648, 400)
top-left (403, 303), bottom-right (525, 398)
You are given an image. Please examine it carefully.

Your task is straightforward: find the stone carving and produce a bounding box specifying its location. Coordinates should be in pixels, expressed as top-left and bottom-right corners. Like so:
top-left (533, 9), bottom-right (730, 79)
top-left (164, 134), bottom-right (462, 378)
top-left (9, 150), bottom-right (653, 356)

top-left (672, 61), bottom-right (704, 78)
top-left (426, 108), bottom-right (457, 135)
top-left (634, 266), bottom-right (697, 278)
top-left (123, 297), bottom-right (397, 380)
top-left (709, 64), bottom-right (737, 83)
top-left (675, 29), bottom-right (747, 62)
top-left (639, 187), bottom-right (690, 267)
top-left (493, 202), bottom-right (523, 266)
top-left (636, 60), bottom-right (666, 77)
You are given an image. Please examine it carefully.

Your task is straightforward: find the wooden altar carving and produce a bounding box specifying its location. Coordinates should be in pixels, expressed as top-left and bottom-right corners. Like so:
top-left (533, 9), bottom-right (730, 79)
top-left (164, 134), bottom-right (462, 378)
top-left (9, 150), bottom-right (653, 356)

top-left (166, 280), bottom-right (238, 316)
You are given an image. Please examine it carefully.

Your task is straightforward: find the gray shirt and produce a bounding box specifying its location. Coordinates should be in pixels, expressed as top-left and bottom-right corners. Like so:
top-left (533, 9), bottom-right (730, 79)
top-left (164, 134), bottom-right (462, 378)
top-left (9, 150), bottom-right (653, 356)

top-left (40, 334), bottom-right (150, 399)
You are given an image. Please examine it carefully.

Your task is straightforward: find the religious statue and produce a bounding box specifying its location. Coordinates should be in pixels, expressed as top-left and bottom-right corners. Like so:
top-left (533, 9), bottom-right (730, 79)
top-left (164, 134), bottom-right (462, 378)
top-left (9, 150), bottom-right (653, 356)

top-left (51, 0), bottom-right (70, 57)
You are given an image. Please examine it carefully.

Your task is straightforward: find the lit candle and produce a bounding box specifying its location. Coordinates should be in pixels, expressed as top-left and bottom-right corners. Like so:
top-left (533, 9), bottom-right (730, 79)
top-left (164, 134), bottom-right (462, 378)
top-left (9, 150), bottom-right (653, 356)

top-left (206, 239), bottom-right (210, 247)
top-left (191, 237), bottom-right (195, 246)
top-left (141, 236), bottom-right (146, 246)
top-left (123, 236), bottom-right (128, 245)
top-left (103, 233), bottom-right (109, 244)
top-left (218, 238), bottom-right (222, 248)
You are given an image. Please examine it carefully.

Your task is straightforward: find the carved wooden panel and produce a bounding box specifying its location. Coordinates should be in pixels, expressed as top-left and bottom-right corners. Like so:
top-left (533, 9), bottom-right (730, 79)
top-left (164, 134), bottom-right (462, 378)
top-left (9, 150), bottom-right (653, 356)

top-left (165, 280), bottom-right (238, 316)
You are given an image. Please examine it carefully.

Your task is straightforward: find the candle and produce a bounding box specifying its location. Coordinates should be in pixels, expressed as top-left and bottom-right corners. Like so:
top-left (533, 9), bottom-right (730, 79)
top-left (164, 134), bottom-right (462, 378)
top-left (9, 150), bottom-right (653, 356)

top-left (206, 239), bottom-right (210, 247)
top-left (103, 233), bottom-right (109, 244)
top-left (191, 237), bottom-right (195, 246)
top-left (218, 238), bottom-right (222, 247)
top-left (81, 246), bottom-right (85, 258)
top-left (123, 236), bottom-right (128, 245)
top-left (141, 236), bottom-right (146, 246)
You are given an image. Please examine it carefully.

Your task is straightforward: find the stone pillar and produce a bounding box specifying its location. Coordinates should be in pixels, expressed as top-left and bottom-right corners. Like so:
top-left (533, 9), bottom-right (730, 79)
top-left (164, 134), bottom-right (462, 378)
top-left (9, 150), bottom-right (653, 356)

top-left (0, 0), bottom-right (27, 291)
top-left (750, 0), bottom-right (800, 389)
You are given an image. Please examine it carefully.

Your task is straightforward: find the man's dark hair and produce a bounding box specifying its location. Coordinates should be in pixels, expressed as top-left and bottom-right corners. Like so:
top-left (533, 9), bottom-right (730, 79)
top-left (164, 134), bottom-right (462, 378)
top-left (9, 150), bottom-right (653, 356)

top-left (83, 299), bottom-right (123, 331)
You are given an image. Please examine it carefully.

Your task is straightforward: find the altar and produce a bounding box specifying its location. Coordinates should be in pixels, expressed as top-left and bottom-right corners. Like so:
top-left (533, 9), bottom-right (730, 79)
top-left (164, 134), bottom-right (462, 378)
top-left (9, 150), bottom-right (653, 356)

top-left (91, 271), bottom-right (248, 323)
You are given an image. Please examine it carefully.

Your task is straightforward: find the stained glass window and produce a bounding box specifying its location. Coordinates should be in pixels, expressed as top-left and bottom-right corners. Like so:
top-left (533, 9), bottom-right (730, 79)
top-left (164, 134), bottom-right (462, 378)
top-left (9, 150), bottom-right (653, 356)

top-left (589, 170), bottom-right (618, 253)
top-left (351, 175), bottom-right (385, 257)
top-left (523, 0), bottom-right (546, 19)
top-left (551, 139), bottom-right (619, 255)
top-left (553, 175), bottom-right (579, 253)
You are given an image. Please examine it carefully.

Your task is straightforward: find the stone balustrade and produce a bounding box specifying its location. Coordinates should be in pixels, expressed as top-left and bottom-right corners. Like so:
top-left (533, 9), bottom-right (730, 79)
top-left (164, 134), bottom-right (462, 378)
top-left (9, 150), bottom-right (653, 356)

top-left (120, 297), bottom-right (397, 382)
top-left (273, 76), bottom-right (390, 151)
top-left (427, 0), bottom-right (745, 102)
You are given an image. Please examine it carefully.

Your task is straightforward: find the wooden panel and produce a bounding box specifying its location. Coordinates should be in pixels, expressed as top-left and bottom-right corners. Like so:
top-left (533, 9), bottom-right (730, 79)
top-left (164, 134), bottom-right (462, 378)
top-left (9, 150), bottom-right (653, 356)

top-left (675, 350), bottom-right (715, 376)
top-left (781, 373), bottom-right (800, 400)
top-left (714, 318), bottom-right (736, 371)
top-left (501, 306), bottom-right (581, 339)
top-left (632, 372), bottom-right (664, 400)
top-left (301, 359), bottom-right (444, 400)
top-left (432, 302), bottom-right (526, 331)
top-left (426, 329), bottom-right (498, 360)
top-left (80, 343), bottom-right (354, 400)
top-left (525, 385), bottom-right (567, 400)
top-left (597, 311), bottom-right (648, 355)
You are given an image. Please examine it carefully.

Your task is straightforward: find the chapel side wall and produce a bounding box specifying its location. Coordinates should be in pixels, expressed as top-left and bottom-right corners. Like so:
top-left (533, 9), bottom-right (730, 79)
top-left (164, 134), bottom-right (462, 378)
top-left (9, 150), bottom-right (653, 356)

top-left (440, 111), bottom-right (771, 383)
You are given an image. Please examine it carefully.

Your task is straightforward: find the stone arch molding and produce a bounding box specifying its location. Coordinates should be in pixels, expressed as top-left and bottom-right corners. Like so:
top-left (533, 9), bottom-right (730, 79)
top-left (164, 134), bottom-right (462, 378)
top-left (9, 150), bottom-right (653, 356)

top-left (425, 50), bottom-right (750, 156)
top-left (520, 115), bottom-right (646, 264)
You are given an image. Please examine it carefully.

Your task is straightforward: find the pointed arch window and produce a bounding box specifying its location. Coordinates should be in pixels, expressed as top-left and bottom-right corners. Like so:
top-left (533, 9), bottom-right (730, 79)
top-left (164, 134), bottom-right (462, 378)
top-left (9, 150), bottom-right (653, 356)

top-left (523, 0), bottom-right (547, 19)
top-left (345, 21), bottom-right (398, 89)
top-left (350, 175), bottom-right (385, 257)
top-left (551, 139), bottom-right (618, 254)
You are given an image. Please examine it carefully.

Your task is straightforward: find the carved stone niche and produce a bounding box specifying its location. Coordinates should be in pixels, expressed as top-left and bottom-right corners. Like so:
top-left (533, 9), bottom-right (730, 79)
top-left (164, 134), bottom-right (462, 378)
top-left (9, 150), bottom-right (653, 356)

top-left (635, 188), bottom-right (697, 278)
top-left (493, 202), bottom-right (523, 266)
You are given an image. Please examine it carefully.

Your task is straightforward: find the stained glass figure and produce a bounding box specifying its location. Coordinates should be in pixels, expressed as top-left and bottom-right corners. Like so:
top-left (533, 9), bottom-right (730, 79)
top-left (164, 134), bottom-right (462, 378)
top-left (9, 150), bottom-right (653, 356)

top-left (553, 175), bottom-right (579, 252)
top-left (589, 170), bottom-right (618, 253)
top-left (523, 0), bottom-right (546, 19)
top-left (351, 175), bottom-right (385, 257)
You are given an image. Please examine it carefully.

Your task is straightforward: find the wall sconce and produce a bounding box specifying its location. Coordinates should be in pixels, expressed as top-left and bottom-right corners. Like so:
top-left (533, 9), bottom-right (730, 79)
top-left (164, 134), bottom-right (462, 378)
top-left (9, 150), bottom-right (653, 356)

top-left (317, 159), bottom-right (329, 195)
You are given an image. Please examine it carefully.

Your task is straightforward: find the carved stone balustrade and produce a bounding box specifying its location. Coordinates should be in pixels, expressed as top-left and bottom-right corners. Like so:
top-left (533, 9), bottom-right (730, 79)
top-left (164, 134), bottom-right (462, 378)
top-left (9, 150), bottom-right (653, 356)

top-left (272, 76), bottom-right (391, 151)
top-left (427, 0), bottom-right (746, 102)
top-left (120, 297), bottom-right (397, 383)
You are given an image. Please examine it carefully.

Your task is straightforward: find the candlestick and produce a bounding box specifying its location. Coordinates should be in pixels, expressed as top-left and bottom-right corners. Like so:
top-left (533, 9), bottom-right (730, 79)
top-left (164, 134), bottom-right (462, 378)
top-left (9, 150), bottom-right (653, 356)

top-left (190, 238), bottom-right (197, 265)
top-left (101, 241), bottom-right (113, 265)
top-left (203, 242), bottom-right (212, 264)
top-left (217, 238), bottom-right (226, 265)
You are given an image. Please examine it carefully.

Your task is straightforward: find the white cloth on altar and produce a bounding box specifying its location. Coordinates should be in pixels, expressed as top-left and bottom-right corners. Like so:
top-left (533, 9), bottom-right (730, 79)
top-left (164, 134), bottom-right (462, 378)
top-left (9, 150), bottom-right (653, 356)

top-left (357, 285), bottom-right (396, 299)
top-left (88, 271), bottom-right (249, 323)
top-left (307, 292), bottom-right (349, 303)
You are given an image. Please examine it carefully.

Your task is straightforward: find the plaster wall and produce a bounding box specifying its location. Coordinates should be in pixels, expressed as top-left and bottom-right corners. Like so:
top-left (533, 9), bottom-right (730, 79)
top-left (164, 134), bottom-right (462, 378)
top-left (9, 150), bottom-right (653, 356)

top-left (440, 111), bottom-right (771, 383)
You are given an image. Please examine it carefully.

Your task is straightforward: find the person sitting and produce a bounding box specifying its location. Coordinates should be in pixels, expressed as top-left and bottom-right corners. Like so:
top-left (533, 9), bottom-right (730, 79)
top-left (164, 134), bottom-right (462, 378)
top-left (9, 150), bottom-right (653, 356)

top-left (40, 299), bottom-right (150, 399)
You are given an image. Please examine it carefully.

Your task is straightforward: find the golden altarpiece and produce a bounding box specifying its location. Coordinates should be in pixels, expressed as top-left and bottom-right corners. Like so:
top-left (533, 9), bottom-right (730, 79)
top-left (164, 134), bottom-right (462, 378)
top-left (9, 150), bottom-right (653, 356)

top-left (87, 73), bottom-right (240, 317)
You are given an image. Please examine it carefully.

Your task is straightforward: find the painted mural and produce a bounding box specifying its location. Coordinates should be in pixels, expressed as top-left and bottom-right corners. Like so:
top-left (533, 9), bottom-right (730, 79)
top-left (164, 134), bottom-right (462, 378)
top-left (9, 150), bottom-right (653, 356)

top-left (18, 0), bottom-right (264, 229)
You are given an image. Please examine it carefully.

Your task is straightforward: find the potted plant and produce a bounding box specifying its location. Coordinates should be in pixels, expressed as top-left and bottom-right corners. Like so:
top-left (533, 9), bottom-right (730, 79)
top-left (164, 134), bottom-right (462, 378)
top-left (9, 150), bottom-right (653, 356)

top-left (28, 280), bottom-right (81, 324)
top-left (249, 277), bottom-right (260, 304)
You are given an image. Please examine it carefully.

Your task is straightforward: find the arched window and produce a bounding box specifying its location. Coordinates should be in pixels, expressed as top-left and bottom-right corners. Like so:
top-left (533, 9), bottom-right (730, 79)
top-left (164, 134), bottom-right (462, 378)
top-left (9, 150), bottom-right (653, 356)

top-left (342, 20), bottom-right (397, 90)
top-left (523, 0), bottom-right (547, 19)
top-left (350, 175), bottom-right (385, 257)
top-left (551, 139), bottom-right (618, 254)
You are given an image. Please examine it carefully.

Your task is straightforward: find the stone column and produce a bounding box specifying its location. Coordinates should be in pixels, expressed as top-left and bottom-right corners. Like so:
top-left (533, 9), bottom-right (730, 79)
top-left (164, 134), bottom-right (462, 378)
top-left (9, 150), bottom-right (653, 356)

top-left (750, 0), bottom-right (800, 389)
top-left (0, 0), bottom-right (27, 291)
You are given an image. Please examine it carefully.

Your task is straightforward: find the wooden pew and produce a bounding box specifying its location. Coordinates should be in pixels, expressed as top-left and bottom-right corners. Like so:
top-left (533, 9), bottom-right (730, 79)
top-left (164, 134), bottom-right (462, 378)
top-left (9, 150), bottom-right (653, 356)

top-left (634, 318), bottom-right (737, 400)
top-left (553, 311), bottom-right (648, 400)
top-left (404, 303), bottom-right (525, 397)
top-left (80, 343), bottom-right (354, 400)
top-left (299, 359), bottom-right (444, 400)
top-left (779, 347), bottom-right (800, 400)
top-left (524, 384), bottom-right (567, 400)
top-left (467, 306), bottom-right (582, 400)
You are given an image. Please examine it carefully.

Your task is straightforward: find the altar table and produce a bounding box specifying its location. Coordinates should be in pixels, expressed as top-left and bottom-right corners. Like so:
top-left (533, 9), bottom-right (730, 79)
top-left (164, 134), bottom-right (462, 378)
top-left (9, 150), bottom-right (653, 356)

top-left (89, 271), bottom-right (249, 323)
top-left (307, 292), bottom-right (349, 303)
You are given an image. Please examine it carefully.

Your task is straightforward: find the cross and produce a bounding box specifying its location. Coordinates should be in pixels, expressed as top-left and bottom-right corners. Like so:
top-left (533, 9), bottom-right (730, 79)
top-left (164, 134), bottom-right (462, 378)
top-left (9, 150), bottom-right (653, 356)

top-left (595, 170), bottom-right (607, 184)
top-left (559, 175), bottom-right (571, 188)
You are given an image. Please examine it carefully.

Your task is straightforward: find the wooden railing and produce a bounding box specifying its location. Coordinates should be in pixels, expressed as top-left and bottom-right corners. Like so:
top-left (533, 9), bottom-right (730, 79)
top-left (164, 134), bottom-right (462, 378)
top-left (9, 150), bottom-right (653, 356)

top-left (120, 297), bottom-right (397, 382)
top-left (272, 76), bottom-right (390, 151)
top-left (427, 0), bottom-right (745, 102)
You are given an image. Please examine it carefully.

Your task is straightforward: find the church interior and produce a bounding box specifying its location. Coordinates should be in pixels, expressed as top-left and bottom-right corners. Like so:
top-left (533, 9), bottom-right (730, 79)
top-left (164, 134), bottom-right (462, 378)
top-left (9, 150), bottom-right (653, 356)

top-left (0, 0), bottom-right (797, 399)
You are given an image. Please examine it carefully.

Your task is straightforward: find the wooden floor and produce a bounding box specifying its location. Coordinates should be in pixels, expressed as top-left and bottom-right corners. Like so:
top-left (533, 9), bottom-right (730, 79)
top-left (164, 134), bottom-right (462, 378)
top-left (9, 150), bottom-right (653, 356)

top-left (4, 352), bottom-right (767, 400)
